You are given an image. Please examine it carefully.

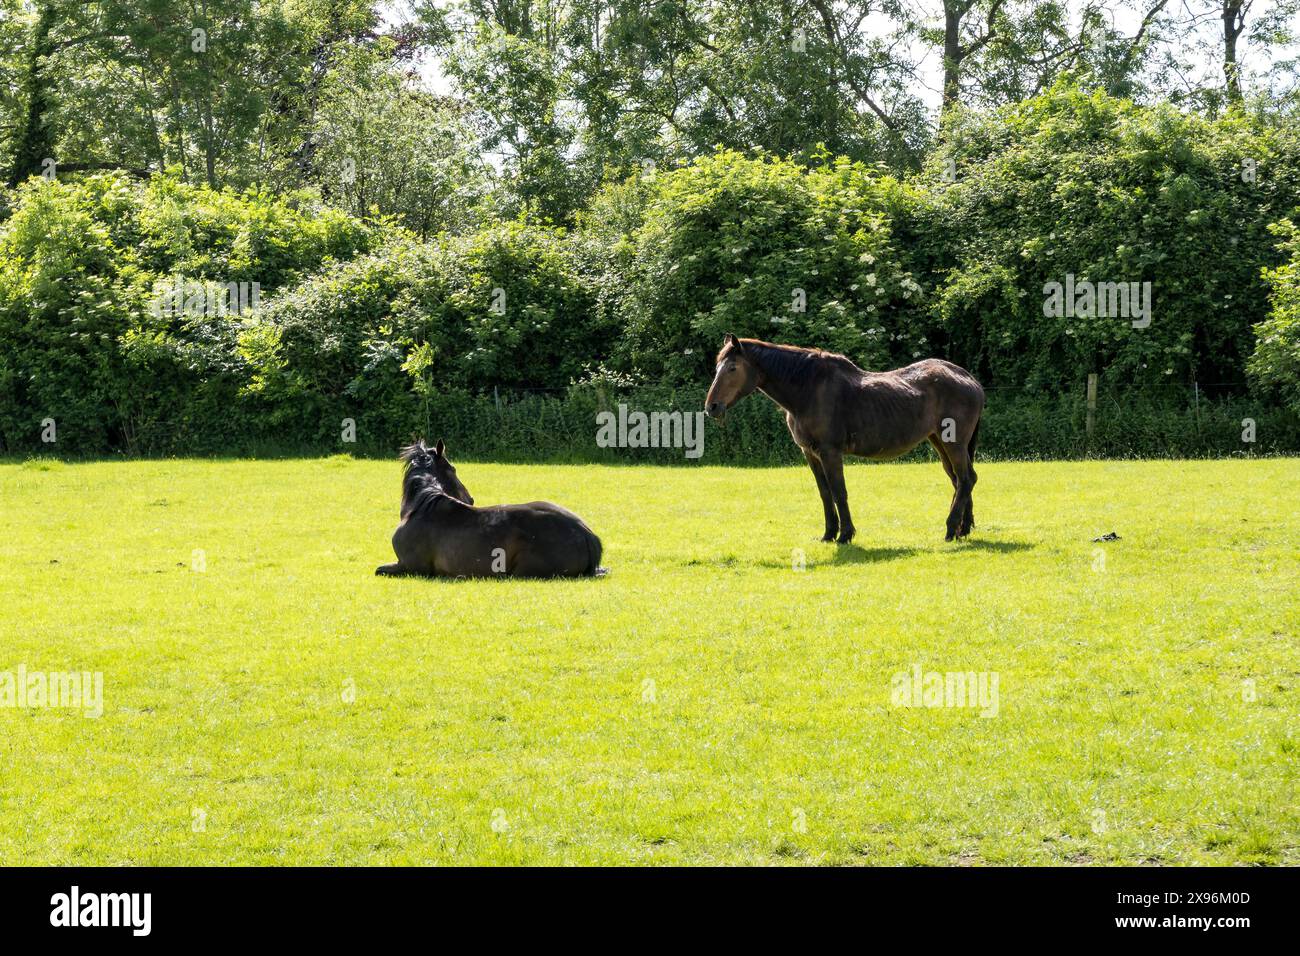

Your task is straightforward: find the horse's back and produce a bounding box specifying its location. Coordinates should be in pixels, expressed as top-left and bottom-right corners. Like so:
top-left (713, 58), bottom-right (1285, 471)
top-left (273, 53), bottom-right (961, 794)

top-left (880, 358), bottom-right (985, 416)
top-left (823, 358), bottom-right (984, 459)
top-left (894, 358), bottom-right (983, 396)
top-left (484, 501), bottom-right (602, 576)
top-left (505, 500), bottom-right (586, 520)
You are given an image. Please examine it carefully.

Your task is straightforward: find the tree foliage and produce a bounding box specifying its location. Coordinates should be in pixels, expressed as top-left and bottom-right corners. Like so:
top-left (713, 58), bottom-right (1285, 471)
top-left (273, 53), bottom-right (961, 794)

top-left (1250, 219), bottom-right (1300, 413)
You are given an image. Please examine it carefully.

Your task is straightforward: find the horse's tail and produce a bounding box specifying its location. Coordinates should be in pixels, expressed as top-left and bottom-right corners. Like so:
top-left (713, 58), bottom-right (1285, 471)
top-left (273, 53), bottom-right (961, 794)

top-left (585, 527), bottom-right (605, 576)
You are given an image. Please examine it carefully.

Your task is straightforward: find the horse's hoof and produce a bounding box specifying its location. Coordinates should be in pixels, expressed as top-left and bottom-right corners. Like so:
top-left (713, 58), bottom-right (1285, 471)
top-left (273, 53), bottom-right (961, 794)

top-left (821, 533), bottom-right (837, 543)
top-left (944, 531), bottom-right (956, 542)
top-left (836, 531), bottom-right (856, 545)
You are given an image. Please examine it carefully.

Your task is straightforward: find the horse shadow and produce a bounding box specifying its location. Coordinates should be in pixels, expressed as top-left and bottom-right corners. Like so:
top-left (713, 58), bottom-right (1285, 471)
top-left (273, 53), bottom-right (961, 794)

top-left (745, 536), bottom-right (1036, 569)
top-left (823, 544), bottom-right (921, 565)
top-left (949, 538), bottom-right (1036, 555)
top-left (743, 543), bottom-right (919, 568)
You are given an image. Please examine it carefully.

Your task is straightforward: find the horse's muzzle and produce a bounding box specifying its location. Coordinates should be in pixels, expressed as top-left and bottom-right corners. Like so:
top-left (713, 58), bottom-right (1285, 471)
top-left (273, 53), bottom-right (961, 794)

top-left (706, 402), bottom-right (726, 422)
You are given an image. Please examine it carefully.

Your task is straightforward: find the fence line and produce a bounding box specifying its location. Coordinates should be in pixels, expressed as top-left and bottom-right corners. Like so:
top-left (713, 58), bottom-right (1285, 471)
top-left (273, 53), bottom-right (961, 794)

top-left (11, 379), bottom-right (1291, 461)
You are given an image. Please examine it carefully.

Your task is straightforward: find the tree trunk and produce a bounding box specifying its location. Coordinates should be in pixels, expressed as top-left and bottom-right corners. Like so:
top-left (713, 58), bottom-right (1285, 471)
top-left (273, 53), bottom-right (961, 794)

top-left (203, 100), bottom-right (217, 188)
top-left (1223, 1), bottom-right (1245, 103)
top-left (7, 2), bottom-right (57, 187)
top-left (942, 2), bottom-right (964, 114)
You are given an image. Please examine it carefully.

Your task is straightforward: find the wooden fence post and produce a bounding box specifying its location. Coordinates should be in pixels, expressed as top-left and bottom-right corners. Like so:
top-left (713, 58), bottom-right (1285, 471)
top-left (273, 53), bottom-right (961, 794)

top-left (1086, 373), bottom-right (1098, 444)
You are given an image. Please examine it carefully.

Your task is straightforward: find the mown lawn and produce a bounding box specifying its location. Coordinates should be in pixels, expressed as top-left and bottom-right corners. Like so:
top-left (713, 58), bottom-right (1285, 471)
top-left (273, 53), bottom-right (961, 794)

top-left (0, 456), bottom-right (1296, 865)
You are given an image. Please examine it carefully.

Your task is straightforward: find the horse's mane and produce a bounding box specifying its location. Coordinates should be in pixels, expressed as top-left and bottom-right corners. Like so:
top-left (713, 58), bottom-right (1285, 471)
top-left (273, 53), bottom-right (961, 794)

top-left (401, 474), bottom-right (444, 518)
top-left (400, 443), bottom-right (450, 518)
top-left (400, 441), bottom-right (428, 468)
top-left (733, 339), bottom-right (862, 386)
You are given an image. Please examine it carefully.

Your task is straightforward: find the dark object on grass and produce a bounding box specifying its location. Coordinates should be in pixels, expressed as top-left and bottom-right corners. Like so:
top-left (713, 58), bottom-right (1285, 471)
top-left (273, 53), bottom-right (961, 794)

top-left (1092, 532), bottom-right (1121, 542)
top-left (705, 335), bottom-right (986, 543)
top-left (375, 439), bottom-right (604, 578)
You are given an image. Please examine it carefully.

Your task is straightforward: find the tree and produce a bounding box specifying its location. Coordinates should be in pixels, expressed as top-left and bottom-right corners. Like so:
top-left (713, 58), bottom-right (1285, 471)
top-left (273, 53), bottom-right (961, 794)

top-left (940, 0), bottom-right (1006, 115)
top-left (1223, 1), bottom-right (1249, 102)
top-left (427, 0), bottom-right (930, 217)
top-left (926, 1), bottom-right (1084, 118)
top-left (310, 40), bottom-right (490, 237)
top-left (1138, 0), bottom-right (1299, 111)
top-left (7, 2), bottom-right (59, 186)
top-left (3, 0), bottom-right (377, 189)
top-left (270, 0), bottom-right (381, 186)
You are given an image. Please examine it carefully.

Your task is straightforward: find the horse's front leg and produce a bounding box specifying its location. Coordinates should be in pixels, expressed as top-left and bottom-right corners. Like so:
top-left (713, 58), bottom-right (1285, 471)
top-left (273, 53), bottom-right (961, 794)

top-left (803, 450), bottom-right (838, 542)
top-left (821, 450), bottom-right (856, 545)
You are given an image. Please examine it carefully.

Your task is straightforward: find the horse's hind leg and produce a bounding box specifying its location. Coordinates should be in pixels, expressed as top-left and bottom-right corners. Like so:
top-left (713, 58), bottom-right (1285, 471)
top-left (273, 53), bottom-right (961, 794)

top-left (941, 443), bottom-right (976, 542)
top-left (962, 421), bottom-right (980, 535)
top-left (928, 434), bottom-right (959, 517)
top-left (958, 460), bottom-right (977, 538)
top-left (375, 562), bottom-right (410, 576)
top-left (803, 450), bottom-right (838, 542)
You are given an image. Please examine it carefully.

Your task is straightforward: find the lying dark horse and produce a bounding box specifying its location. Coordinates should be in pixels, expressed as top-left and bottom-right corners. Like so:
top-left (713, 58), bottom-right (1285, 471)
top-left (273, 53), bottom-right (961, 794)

top-left (705, 335), bottom-right (985, 543)
top-left (375, 439), bottom-right (604, 578)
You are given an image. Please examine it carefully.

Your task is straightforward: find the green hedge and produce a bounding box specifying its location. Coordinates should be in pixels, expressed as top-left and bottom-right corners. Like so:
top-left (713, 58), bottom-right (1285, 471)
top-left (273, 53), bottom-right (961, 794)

top-left (0, 173), bottom-right (379, 454)
top-left (3, 84), bottom-right (1300, 460)
top-left (133, 383), bottom-right (1288, 464)
top-left (925, 86), bottom-right (1300, 390)
top-left (1249, 219), bottom-right (1300, 416)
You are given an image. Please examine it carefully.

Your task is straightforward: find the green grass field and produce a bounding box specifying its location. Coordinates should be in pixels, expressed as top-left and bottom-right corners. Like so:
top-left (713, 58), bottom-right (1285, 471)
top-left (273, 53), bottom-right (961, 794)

top-left (0, 456), bottom-right (1296, 865)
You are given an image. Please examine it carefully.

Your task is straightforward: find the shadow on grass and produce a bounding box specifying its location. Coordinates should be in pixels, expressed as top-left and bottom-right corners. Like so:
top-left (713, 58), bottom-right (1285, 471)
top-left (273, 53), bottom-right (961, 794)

top-left (739, 545), bottom-right (919, 568)
top-left (740, 536), bottom-right (1037, 569)
top-left (952, 538), bottom-right (1036, 555)
top-left (372, 568), bottom-right (611, 584)
top-left (821, 545), bottom-right (922, 565)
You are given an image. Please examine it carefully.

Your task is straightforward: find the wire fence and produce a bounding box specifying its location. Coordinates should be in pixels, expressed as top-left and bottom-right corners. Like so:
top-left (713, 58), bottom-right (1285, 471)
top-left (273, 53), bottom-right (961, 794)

top-left (29, 376), bottom-right (1288, 463)
top-left (434, 379), bottom-right (1292, 464)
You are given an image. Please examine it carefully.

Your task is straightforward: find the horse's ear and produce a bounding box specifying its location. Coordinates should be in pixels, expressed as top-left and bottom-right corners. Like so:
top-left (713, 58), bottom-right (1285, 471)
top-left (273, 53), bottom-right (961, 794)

top-left (724, 333), bottom-right (739, 348)
top-left (434, 438), bottom-right (446, 458)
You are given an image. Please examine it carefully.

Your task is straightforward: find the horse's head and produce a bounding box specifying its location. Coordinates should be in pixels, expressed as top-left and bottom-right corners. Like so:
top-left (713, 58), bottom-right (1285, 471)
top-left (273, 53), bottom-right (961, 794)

top-left (705, 333), bottom-right (760, 422)
top-left (401, 438), bottom-right (474, 505)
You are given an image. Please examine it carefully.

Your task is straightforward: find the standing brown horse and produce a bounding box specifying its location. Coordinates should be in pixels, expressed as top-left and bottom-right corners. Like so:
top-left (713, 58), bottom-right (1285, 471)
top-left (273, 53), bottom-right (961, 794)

top-left (705, 335), bottom-right (985, 543)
